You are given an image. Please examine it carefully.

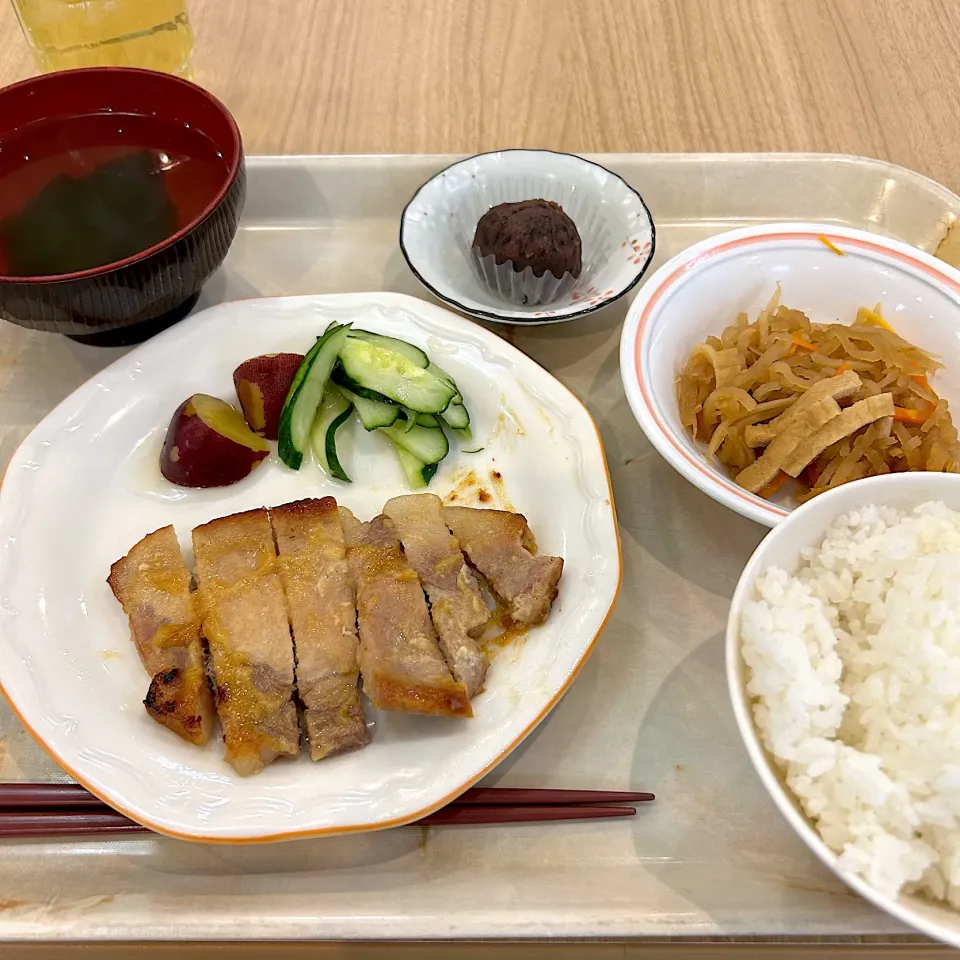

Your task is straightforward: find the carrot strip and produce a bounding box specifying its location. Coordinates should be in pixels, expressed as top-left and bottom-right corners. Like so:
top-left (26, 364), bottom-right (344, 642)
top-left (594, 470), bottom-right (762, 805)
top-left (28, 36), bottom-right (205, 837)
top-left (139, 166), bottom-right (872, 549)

top-left (757, 471), bottom-right (790, 499)
top-left (860, 308), bottom-right (895, 333)
top-left (834, 364), bottom-right (851, 376)
top-left (893, 406), bottom-right (930, 425)
top-left (909, 372), bottom-right (931, 389)
top-left (790, 335), bottom-right (817, 352)
top-left (819, 236), bottom-right (845, 256)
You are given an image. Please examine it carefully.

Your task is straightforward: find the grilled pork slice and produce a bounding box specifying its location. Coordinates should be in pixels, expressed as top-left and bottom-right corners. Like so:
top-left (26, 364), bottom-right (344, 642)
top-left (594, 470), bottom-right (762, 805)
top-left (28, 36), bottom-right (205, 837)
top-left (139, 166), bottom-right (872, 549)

top-left (271, 498), bottom-right (368, 760)
top-left (341, 509), bottom-right (472, 717)
top-left (108, 526), bottom-right (215, 746)
top-left (192, 509), bottom-right (300, 775)
top-left (383, 494), bottom-right (489, 697)
top-left (442, 507), bottom-right (563, 626)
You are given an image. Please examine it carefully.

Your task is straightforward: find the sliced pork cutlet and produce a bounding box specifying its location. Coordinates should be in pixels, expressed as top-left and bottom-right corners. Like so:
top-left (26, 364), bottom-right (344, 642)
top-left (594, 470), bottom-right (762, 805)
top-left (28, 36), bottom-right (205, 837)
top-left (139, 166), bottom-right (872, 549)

top-left (383, 494), bottom-right (489, 698)
top-left (108, 525), bottom-right (215, 746)
top-left (341, 509), bottom-right (472, 718)
top-left (270, 498), bottom-right (368, 760)
top-left (442, 507), bottom-right (563, 626)
top-left (192, 509), bottom-right (300, 776)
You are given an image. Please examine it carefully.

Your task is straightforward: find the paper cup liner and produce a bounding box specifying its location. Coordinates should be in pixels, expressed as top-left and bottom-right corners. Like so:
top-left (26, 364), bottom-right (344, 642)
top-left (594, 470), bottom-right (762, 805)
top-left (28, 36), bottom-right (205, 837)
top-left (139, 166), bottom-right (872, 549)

top-left (470, 248), bottom-right (578, 306)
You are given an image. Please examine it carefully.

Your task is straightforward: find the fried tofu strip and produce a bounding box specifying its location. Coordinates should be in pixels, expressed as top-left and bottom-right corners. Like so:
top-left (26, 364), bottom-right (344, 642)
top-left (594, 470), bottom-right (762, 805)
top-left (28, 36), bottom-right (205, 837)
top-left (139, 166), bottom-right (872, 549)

top-left (193, 509), bottom-right (300, 776)
top-left (442, 507), bottom-right (562, 626)
top-left (342, 510), bottom-right (472, 717)
top-left (108, 526), bottom-right (215, 746)
top-left (271, 498), bottom-right (368, 760)
top-left (383, 494), bottom-right (489, 698)
top-left (745, 370), bottom-right (862, 448)
top-left (736, 396), bottom-right (842, 493)
top-left (781, 393), bottom-right (895, 477)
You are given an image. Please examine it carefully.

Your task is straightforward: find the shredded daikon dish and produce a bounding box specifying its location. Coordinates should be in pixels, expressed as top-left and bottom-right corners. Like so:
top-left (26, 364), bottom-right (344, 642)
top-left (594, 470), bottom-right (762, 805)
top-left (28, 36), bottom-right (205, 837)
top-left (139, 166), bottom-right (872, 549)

top-left (677, 288), bottom-right (960, 502)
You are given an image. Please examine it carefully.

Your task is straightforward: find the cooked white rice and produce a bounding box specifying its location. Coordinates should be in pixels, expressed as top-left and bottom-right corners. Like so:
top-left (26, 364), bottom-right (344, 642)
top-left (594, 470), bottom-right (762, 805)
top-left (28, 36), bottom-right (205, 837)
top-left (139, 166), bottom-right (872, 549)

top-left (741, 501), bottom-right (960, 905)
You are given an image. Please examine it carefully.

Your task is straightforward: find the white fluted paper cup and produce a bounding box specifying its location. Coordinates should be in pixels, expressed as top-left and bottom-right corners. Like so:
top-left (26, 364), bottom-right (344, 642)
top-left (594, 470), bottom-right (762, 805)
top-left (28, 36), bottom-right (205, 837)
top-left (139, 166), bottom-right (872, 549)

top-left (400, 149), bottom-right (656, 324)
top-left (471, 245), bottom-right (578, 307)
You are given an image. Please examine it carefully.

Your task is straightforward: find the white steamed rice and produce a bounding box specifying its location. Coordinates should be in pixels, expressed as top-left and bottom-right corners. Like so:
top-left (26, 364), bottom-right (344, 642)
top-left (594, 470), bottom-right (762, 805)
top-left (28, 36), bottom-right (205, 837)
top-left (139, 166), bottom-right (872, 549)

top-left (741, 501), bottom-right (960, 905)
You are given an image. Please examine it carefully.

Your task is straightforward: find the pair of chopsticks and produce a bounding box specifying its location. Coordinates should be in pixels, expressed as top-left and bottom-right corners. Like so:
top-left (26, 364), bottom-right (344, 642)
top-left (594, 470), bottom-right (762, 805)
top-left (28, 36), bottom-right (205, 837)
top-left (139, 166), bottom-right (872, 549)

top-left (0, 784), bottom-right (654, 838)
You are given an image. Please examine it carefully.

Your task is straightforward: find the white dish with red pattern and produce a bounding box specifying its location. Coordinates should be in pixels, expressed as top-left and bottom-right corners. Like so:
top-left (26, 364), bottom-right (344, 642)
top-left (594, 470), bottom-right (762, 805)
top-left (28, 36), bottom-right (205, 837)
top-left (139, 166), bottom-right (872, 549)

top-left (619, 222), bottom-right (960, 527)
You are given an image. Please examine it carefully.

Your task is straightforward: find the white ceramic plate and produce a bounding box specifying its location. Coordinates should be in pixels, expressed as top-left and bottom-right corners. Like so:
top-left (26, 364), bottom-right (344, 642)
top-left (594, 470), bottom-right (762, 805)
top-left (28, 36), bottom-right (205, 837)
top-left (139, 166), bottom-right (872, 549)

top-left (400, 150), bottom-right (655, 324)
top-left (0, 292), bottom-right (620, 843)
top-left (726, 472), bottom-right (960, 948)
top-left (620, 223), bottom-right (960, 527)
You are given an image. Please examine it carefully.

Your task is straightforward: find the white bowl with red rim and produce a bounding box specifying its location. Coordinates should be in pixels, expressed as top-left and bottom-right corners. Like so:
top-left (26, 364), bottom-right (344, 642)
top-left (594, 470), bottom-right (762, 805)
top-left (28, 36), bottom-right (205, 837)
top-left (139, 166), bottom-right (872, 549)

top-left (725, 471), bottom-right (960, 947)
top-left (619, 222), bottom-right (960, 527)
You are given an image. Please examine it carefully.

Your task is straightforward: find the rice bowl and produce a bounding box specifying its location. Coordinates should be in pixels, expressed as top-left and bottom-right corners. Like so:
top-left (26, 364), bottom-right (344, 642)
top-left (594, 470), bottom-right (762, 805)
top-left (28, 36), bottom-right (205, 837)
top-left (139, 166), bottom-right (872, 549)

top-left (727, 472), bottom-right (960, 946)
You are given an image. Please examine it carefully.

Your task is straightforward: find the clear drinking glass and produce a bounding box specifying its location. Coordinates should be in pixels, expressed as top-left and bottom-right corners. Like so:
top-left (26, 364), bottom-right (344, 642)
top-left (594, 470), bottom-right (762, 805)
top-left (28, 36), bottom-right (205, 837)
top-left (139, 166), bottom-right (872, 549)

top-left (11, 0), bottom-right (194, 77)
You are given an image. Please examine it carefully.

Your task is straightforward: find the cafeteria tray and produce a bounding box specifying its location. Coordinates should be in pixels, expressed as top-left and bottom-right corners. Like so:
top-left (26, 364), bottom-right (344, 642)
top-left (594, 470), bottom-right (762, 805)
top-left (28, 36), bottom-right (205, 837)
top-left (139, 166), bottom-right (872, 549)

top-left (0, 153), bottom-right (957, 943)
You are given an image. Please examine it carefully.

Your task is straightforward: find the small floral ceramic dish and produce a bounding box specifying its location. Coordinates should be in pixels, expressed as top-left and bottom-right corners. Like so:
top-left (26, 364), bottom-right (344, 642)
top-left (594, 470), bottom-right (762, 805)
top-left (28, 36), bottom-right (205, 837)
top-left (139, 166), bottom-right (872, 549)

top-left (400, 149), bottom-right (655, 325)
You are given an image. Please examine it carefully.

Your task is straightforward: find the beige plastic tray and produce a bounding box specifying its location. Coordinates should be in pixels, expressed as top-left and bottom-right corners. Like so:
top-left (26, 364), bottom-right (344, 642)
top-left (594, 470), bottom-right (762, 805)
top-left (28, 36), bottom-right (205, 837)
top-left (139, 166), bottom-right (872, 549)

top-left (0, 153), bottom-right (957, 943)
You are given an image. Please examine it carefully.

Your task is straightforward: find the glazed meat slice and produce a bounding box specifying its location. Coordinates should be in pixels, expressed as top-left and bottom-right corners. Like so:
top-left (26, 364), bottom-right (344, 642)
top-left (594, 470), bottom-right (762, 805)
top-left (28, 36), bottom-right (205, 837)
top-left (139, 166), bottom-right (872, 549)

top-left (108, 525), bottom-right (215, 746)
top-left (383, 494), bottom-right (489, 697)
top-left (341, 509), bottom-right (472, 717)
top-left (192, 509), bottom-right (300, 775)
top-left (271, 498), bottom-right (368, 760)
top-left (442, 507), bottom-right (563, 626)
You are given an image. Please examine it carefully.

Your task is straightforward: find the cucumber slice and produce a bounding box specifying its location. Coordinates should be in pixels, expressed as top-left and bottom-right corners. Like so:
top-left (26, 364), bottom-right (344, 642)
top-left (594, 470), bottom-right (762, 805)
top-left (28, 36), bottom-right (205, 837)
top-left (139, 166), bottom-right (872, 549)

top-left (278, 323), bottom-right (350, 469)
top-left (427, 362), bottom-right (467, 410)
top-left (331, 363), bottom-right (394, 403)
top-left (413, 412), bottom-right (442, 428)
top-left (399, 407), bottom-right (418, 433)
top-left (387, 440), bottom-right (439, 489)
top-left (335, 384), bottom-right (398, 430)
top-left (334, 327), bottom-right (465, 402)
top-left (310, 389), bottom-right (353, 482)
top-left (379, 420), bottom-right (449, 464)
top-left (427, 362), bottom-right (457, 390)
top-left (440, 402), bottom-right (470, 430)
top-left (348, 330), bottom-right (429, 368)
top-left (339, 339), bottom-right (456, 414)
top-left (398, 410), bottom-right (441, 430)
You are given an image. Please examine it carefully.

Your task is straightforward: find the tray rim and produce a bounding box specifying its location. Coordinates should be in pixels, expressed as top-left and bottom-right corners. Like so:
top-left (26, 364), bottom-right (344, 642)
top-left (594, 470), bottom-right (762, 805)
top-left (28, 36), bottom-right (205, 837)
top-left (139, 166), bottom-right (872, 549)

top-left (0, 149), bottom-right (956, 941)
top-left (241, 149), bottom-right (960, 208)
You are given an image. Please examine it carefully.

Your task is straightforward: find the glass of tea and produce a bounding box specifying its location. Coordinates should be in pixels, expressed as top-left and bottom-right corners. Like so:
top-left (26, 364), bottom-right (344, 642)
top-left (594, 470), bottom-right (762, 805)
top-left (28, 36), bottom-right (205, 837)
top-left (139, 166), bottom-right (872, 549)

top-left (11, 0), bottom-right (194, 77)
